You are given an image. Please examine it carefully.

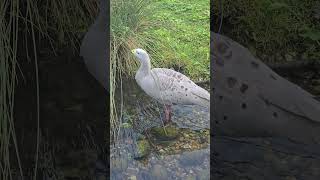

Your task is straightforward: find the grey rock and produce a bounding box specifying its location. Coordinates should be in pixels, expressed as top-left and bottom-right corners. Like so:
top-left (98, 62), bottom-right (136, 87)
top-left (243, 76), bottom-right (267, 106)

top-left (179, 150), bottom-right (206, 166)
top-left (151, 164), bottom-right (168, 180)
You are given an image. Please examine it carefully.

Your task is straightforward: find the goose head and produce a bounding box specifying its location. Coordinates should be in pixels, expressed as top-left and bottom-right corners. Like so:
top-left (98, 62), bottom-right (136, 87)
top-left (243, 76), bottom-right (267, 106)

top-left (131, 48), bottom-right (150, 63)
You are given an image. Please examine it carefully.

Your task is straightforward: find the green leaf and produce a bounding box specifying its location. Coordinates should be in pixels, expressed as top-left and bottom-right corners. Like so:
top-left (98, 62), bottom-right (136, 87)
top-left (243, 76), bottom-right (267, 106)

top-left (268, 2), bottom-right (289, 11)
top-left (300, 29), bottom-right (320, 41)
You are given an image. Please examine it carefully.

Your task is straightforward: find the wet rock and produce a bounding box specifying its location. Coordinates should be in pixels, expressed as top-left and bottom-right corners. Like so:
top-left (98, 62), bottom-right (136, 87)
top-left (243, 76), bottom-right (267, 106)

top-left (134, 138), bottom-right (151, 159)
top-left (138, 170), bottom-right (152, 180)
top-left (110, 156), bottom-right (128, 172)
top-left (150, 126), bottom-right (179, 141)
top-left (172, 105), bottom-right (209, 131)
top-left (179, 150), bottom-right (206, 166)
top-left (196, 169), bottom-right (210, 180)
top-left (151, 164), bottom-right (168, 180)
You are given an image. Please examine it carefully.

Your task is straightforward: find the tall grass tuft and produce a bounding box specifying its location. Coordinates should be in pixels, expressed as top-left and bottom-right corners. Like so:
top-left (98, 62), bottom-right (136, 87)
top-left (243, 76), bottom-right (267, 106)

top-left (0, 0), bottom-right (97, 179)
top-left (110, 0), bottom-right (159, 142)
top-left (1, 1), bottom-right (25, 179)
top-left (38, 0), bottom-right (98, 51)
top-left (110, 0), bottom-right (187, 142)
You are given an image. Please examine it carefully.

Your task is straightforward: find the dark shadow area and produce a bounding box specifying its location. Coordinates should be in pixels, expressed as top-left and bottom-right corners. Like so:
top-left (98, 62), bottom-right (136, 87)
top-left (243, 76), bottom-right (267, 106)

top-left (12, 43), bottom-right (109, 179)
top-left (3, 0), bottom-right (110, 179)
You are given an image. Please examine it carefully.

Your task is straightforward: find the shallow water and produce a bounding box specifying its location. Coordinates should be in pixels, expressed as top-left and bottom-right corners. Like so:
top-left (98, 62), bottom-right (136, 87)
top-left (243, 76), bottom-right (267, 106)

top-left (110, 79), bottom-right (210, 180)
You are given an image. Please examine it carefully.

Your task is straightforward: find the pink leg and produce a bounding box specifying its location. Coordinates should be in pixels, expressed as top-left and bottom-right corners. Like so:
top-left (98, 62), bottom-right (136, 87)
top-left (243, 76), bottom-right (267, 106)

top-left (163, 104), bottom-right (172, 124)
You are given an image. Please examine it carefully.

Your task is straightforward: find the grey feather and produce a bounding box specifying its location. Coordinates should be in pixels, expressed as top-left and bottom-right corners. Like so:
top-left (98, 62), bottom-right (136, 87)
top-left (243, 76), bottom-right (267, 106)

top-left (80, 0), bottom-right (108, 90)
top-left (212, 32), bottom-right (320, 144)
top-left (133, 49), bottom-right (210, 108)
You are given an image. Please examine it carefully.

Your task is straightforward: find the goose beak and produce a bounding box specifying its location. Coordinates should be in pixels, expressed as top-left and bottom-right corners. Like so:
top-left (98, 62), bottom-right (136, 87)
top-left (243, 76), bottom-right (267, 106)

top-left (131, 49), bottom-right (136, 54)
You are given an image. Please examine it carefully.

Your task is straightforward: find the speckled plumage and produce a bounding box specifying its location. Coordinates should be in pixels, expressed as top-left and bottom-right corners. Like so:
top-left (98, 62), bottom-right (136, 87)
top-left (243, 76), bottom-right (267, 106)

top-left (212, 32), bottom-right (320, 144)
top-left (132, 49), bottom-right (210, 108)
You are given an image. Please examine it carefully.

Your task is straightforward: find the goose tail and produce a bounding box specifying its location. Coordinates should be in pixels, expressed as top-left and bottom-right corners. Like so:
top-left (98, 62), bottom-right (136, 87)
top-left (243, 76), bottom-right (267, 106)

top-left (192, 87), bottom-right (210, 108)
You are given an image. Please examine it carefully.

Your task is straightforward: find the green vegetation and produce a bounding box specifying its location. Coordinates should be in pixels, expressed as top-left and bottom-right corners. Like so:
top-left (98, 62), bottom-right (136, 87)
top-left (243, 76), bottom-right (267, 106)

top-left (110, 0), bottom-right (155, 141)
top-left (212, 0), bottom-right (320, 62)
top-left (110, 0), bottom-right (210, 141)
top-left (146, 0), bottom-right (210, 80)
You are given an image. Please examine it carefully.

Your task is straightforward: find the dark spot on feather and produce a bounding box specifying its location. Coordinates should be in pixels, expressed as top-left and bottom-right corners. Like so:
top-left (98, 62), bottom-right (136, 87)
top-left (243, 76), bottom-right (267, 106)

top-left (215, 120), bottom-right (219, 124)
top-left (241, 103), bottom-right (247, 109)
top-left (185, 88), bottom-right (188, 91)
top-left (218, 95), bottom-right (223, 100)
top-left (177, 74), bottom-right (181, 78)
top-left (223, 115), bottom-right (228, 120)
top-left (264, 99), bottom-right (270, 106)
top-left (173, 73), bottom-right (176, 77)
top-left (186, 94), bottom-right (188, 96)
top-left (181, 86), bottom-right (184, 89)
top-left (227, 77), bottom-right (237, 88)
top-left (240, 83), bottom-right (248, 93)
top-left (251, 61), bottom-right (259, 68)
top-left (188, 81), bottom-right (191, 83)
top-left (273, 112), bottom-right (278, 118)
